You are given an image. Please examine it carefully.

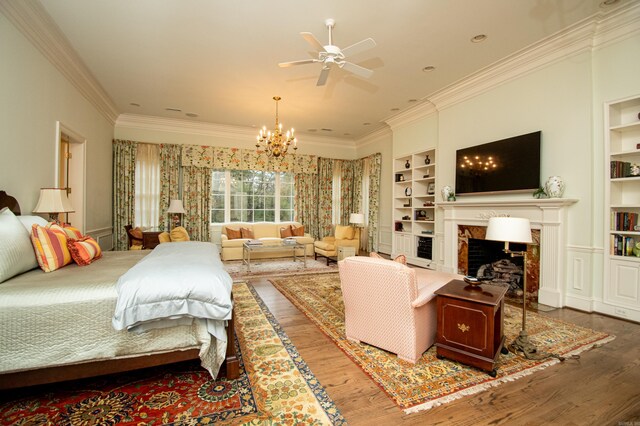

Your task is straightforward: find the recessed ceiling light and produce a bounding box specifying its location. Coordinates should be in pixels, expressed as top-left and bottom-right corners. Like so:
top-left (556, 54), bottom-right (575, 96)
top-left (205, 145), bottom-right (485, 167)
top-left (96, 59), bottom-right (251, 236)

top-left (600, 0), bottom-right (618, 6)
top-left (408, 99), bottom-right (418, 103)
top-left (321, 128), bottom-right (333, 132)
top-left (471, 34), bottom-right (487, 43)
top-left (165, 107), bottom-right (182, 112)
top-left (343, 132), bottom-right (351, 136)
top-left (390, 108), bottom-right (400, 111)
top-left (422, 66), bottom-right (436, 72)
top-left (363, 122), bottom-right (371, 126)
top-left (129, 102), bottom-right (140, 107)
top-left (185, 112), bottom-right (198, 118)
top-left (308, 129), bottom-right (317, 132)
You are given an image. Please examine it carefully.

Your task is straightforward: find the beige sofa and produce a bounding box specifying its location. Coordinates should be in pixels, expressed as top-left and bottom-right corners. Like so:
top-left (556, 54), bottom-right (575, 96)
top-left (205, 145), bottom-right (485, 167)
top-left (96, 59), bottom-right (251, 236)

top-left (219, 221), bottom-right (314, 261)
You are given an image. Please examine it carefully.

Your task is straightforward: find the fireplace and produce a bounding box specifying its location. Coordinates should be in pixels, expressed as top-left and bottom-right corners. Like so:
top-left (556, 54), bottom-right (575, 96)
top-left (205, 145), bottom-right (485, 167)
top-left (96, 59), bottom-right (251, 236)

top-left (457, 225), bottom-right (539, 303)
top-left (439, 198), bottom-right (576, 308)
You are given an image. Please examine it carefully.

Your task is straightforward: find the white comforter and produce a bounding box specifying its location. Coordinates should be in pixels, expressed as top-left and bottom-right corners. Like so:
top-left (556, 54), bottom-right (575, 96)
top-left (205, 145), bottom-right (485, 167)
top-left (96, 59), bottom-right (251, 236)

top-left (112, 242), bottom-right (233, 346)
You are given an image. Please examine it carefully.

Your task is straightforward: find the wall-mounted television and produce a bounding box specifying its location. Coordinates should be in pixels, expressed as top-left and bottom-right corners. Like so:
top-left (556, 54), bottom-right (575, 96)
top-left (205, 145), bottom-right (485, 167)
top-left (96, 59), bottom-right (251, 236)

top-left (455, 131), bottom-right (541, 195)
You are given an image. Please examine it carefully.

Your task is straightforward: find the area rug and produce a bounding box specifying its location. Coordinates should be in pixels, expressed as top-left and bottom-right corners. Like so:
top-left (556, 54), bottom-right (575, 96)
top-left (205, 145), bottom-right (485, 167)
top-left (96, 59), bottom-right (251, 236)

top-left (269, 273), bottom-right (615, 414)
top-left (224, 257), bottom-right (337, 281)
top-left (0, 282), bottom-right (346, 425)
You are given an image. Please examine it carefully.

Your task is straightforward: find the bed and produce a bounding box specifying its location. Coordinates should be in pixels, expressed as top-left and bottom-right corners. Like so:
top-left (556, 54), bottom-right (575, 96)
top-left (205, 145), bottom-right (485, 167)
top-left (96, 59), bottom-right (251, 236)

top-left (0, 191), bottom-right (238, 390)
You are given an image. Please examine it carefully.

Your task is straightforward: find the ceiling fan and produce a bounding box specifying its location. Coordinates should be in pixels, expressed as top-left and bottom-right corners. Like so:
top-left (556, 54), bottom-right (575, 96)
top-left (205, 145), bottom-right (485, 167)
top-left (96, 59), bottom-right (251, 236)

top-left (278, 18), bottom-right (376, 86)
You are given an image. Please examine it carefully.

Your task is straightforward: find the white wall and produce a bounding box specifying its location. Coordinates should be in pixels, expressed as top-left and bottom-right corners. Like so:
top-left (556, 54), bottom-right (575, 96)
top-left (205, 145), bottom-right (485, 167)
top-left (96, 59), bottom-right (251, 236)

top-left (0, 14), bottom-right (114, 234)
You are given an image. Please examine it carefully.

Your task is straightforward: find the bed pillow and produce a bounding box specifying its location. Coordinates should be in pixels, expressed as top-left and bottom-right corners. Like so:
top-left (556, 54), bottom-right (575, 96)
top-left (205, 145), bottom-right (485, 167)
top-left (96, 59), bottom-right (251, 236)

top-left (280, 226), bottom-right (293, 238)
top-left (240, 227), bottom-right (254, 239)
top-left (17, 215), bottom-right (48, 233)
top-left (226, 227), bottom-right (242, 240)
top-left (67, 236), bottom-right (102, 266)
top-left (61, 223), bottom-right (84, 239)
top-left (31, 223), bottom-right (72, 272)
top-left (0, 207), bottom-right (39, 282)
top-left (291, 224), bottom-right (305, 237)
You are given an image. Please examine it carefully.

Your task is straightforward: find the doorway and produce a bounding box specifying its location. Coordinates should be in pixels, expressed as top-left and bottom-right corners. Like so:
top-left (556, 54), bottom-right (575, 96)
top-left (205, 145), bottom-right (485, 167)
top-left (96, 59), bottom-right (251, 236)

top-left (55, 122), bottom-right (86, 233)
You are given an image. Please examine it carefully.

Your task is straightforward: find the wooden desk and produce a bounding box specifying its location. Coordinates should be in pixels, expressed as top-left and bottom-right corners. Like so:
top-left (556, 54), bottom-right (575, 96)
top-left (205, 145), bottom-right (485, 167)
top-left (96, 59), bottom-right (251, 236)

top-left (142, 230), bottom-right (162, 250)
top-left (434, 279), bottom-right (508, 377)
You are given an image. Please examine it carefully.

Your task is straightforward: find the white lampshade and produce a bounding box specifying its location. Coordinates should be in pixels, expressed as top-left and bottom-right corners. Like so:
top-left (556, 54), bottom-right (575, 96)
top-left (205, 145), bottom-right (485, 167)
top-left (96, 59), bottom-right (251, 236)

top-left (33, 188), bottom-right (74, 214)
top-left (485, 217), bottom-right (532, 244)
top-left (167, 200), bottom-right (186, 214)
top-left (350, 213), bottom-right (365, 225)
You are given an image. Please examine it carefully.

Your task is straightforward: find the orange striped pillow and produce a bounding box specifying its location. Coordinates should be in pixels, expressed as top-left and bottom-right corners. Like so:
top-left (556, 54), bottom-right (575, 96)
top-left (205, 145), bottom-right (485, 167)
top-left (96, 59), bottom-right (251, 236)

top-left (61, 223), bottom-right (83, 239)
top-left (31, 224), bottom-right (72, 272)
top-left (67, 236), bottom-right (102, 266)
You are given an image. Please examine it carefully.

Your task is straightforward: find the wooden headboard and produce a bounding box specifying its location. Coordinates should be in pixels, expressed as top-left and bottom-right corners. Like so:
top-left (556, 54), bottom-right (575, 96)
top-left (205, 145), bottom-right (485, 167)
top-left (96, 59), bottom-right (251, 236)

top-left (0, 191), bottom-right (20, 215)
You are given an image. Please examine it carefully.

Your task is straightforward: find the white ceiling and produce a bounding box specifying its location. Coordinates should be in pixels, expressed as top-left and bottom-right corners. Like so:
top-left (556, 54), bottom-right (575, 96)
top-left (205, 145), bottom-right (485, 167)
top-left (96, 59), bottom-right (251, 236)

top-left (37, 0), bottom-right (623, 140)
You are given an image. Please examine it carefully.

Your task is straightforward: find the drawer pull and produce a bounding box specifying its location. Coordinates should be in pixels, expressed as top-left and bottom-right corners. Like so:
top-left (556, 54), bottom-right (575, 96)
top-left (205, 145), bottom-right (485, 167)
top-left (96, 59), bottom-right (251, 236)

top-left (457, 323), bottom-right (470, 333)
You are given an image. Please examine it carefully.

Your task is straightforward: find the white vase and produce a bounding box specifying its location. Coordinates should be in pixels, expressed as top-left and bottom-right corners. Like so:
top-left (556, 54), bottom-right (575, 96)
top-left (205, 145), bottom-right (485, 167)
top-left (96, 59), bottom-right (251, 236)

top-left (544, 176), bottom-right (565, 198)
top-left (441, 185), bottom-right (453, 201)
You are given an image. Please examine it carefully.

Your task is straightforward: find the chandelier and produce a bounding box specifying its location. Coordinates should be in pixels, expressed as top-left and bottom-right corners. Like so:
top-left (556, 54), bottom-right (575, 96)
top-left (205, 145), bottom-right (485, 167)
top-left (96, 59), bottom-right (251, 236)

top-left (256, 96), bottom-right (297, 158)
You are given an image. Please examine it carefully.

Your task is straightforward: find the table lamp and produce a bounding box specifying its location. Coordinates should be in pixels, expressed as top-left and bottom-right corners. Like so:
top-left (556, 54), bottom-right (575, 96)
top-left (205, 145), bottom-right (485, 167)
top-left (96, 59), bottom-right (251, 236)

top-left (33, 188), bottom-right (74, 224)
top-left (167, 200), bottom-right (186, 228)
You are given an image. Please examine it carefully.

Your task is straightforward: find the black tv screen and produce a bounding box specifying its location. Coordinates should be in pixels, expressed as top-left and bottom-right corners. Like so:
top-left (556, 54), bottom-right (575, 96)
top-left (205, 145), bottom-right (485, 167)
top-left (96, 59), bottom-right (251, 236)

top-left (455, 131), bottom-right (541, 195)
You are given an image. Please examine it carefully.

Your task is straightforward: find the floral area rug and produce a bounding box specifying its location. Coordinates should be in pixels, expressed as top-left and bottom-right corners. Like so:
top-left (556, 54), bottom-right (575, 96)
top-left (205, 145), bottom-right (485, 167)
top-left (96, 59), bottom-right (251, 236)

top-left (224, 257), bottom-right (337, 281)
top-left (0, 282), bottom-right (346, 425)
top-left (270, 273), bottom-right (615, 414)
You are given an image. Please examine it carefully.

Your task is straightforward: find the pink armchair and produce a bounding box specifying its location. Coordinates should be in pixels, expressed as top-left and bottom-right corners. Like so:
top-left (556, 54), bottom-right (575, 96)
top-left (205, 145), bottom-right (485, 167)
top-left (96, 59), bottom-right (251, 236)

top-left (338, 256), bottom-right (462, 363)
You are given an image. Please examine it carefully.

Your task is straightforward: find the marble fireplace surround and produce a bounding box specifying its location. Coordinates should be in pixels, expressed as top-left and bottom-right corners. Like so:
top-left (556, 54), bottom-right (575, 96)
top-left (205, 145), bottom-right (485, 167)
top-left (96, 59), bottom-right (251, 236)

top-left (438, 199), bottom-right (577, 308)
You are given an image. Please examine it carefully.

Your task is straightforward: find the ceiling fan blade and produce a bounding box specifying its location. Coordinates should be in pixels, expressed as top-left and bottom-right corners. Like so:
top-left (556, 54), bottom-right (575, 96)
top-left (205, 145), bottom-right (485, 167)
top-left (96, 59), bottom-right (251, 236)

top-left (301, 32), bottom-right (325, 52)
top-left (340, 61), bottom-right (374, 79)
top-left (316, 67), bottom-right (330, 86)
top-left (278, 59), bottom-right (319, 68)
top-left (341, 38), bottom-right (376, 58)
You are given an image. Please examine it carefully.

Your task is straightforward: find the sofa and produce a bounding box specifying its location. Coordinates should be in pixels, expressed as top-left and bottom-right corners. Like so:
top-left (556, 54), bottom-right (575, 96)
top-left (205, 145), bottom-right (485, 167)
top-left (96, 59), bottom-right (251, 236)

top-left (338, 255), bottom-right (462, 363)
top-left (219, 221), bottom-right (314, 261)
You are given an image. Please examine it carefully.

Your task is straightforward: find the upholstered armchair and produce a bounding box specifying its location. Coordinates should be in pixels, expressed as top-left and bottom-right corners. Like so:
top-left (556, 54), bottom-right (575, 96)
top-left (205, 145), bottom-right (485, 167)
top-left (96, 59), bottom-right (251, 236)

top-left (314, 225), bottom-right (360, 261)
top-left (337, 256), bottom-right (462, 363)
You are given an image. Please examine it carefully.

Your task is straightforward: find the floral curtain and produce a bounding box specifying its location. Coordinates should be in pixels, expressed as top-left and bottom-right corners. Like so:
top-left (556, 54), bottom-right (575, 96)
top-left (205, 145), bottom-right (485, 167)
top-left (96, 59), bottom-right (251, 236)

top-left (112, 140), bottom-right (137, 251)
top-left (294, 173), bottom-right (319, 239)
top-left (182, 166), bottom-right (211, 242)
top-left (339, 159), bottom-right (363, 225)
top-left (317, 157), bottom-right (335, 239)
top-left (367, 153), bottom-right (382, 252)
top-left (158, 143), bottom-right (181, 231)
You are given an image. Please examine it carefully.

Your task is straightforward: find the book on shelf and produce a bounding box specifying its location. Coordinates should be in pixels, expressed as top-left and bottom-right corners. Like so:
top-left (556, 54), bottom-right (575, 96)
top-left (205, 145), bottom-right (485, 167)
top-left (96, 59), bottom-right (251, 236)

top-left (610, 160), bottom-right (632, 178)
top-left (610, 234), bottom-right (636, 256)
top-left (611, 211), bottom-right (639, 231)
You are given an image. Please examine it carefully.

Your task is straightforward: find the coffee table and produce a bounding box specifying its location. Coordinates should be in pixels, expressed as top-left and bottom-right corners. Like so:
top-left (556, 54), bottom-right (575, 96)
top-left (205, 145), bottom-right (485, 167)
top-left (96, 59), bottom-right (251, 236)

top-left (242, 241), bottom-right (307, 272)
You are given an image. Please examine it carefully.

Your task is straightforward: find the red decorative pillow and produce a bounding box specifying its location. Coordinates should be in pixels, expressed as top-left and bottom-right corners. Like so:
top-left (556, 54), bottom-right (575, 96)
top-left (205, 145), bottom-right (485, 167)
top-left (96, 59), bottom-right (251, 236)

top-left (240, 227), bottom-right (254, 239)
top-left (31, 224), bottom-right (72, 272)
top-left (291, 225), bottom-right (305, 236)
top-left (280, 226), bottom-right (293, 238)
top-left (226, 227), bottom-right (242, 240)
top-left (67, 236), bottom-right (102, 266)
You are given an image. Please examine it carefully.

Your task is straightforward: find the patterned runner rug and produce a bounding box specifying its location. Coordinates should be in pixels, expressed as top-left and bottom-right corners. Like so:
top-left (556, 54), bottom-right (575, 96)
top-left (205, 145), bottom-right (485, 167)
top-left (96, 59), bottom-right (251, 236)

top-left (224, 257), bottom-right (338, 281)
top-left (269, 273), bottom-right (615, 414)
top-left (0, 282), bottom-right (346, 425)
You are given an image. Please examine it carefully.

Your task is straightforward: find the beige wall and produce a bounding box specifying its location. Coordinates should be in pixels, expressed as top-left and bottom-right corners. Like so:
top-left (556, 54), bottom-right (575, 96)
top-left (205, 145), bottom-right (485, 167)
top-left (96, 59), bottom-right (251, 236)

top-left (0, 14), bottom-right (114, 234)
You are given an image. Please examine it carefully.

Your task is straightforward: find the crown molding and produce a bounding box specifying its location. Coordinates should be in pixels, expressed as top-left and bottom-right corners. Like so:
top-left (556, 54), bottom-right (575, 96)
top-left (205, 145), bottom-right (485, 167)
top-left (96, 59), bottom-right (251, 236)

top-left (381, 1), bottom-right (639, 125)
top-left (0, 0), bottom-right (119, 125)
top-left (383, 101), bottom-right (438, 130)
top-left (354, 126), bottom-right (393, 149)
top-left (116, 113), bottom-right (356, 149)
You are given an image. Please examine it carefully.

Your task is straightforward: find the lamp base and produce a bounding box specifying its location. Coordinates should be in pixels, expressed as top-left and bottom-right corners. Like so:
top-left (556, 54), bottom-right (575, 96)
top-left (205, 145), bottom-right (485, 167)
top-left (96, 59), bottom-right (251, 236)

top-left (508, 330), bottom-right (566, 361)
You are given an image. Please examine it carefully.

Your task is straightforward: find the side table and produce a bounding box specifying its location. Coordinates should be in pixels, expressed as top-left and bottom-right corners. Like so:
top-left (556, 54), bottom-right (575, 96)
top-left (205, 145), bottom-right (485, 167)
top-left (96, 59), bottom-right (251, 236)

top-left (142, 230), bottom-right (162, 250)
top-left (434, 279), bottom-right (508, 377)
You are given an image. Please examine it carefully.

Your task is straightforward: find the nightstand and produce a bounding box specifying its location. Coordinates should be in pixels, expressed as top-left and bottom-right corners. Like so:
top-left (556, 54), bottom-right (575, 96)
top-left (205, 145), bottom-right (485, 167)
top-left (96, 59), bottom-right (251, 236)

top-left (434, 279), bottom-right (508, 377)
top-left (142, 230), bottom-right (162, 250)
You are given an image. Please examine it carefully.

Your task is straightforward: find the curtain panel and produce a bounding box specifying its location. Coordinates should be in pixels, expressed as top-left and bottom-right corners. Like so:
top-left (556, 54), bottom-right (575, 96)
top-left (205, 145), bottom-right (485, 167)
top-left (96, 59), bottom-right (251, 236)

top-left (182, 166), bottom-right (212, 242)
top-left (294, 173), bottom-right (319, 239)
top-left (317, 157), bottom-right (335, 239)
top-left (367, 153), bottom-right (382, 252)
top-left (112, 140), bottom-right (137, 251)
top-left (158, 143), bottom-right (181, 231)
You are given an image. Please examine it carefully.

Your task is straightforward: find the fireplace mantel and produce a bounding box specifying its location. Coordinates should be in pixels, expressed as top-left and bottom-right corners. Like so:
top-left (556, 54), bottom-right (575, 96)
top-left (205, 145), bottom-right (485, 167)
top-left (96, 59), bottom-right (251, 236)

top-left (437, 198), bottom-right (578, 308)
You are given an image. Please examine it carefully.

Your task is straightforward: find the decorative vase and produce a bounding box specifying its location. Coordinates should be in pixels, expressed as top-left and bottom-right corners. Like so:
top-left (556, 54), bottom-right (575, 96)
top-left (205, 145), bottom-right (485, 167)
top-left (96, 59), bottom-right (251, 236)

top-left (544, 176), bottom-right (565, 198)
top-left (441, 185), bottom-right (453, 201)
top-left (405, 160), bottom-right (411, 169)
top-left (424, 155), bottom-right (431, 165)
top-left (631, 164), bottom-right (640, 176)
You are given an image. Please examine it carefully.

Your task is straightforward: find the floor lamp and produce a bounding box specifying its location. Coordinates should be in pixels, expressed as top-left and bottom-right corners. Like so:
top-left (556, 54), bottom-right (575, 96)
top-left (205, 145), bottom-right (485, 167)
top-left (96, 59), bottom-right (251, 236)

top-left (349, 213), bottom-right (365, 253)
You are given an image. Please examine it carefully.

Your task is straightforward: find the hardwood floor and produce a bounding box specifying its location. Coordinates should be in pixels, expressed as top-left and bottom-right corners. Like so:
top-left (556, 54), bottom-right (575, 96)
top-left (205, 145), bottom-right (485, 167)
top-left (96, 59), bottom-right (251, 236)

top-left (249, 277), bottom-right (640, 425)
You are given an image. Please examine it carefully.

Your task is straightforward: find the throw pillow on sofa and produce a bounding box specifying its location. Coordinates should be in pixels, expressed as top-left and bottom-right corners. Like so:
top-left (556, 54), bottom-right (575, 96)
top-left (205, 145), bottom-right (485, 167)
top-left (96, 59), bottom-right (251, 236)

top-left (226, 227), bottom-right (242, 240)
top-left (370, 251), bottom-right (407, 265)
top-left (240, 227), bottom-right (254, 239)
top-left (335, 225), bottom-right (354, 240)
top-left (291, 224), bottom-right (305, 236)
top-left (170, 226), bottom-right (190, 242)
top-left (280, 226), bottom-right (293, 238)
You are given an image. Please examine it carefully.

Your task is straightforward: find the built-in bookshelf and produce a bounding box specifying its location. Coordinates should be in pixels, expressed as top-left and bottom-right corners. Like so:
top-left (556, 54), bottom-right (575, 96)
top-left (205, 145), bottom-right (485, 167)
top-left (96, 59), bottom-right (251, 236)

top-left (392, 149), bottom-right (436, 268)
top-left (603, 94), bottom-right (640, 322)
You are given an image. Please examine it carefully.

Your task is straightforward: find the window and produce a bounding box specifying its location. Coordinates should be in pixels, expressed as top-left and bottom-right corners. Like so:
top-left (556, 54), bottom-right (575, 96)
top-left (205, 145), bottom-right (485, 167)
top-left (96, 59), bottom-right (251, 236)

top-left (211, 169), bottom-right (294, 223)
top-left (134, 144), bottom-right (160, 228)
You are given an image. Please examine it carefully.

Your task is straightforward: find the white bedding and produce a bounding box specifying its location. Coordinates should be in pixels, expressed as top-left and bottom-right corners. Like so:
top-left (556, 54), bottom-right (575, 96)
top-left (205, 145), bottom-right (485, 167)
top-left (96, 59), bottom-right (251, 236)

top-left (0, 247), bottom-right (229, 377)
top-left (112, 242), bottom-right (233, 364)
